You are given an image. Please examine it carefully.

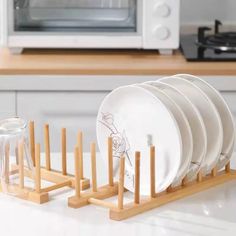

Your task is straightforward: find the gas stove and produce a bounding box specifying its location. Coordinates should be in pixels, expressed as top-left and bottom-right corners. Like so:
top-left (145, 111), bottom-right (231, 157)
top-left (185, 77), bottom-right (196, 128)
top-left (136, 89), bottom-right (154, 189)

top-left (181, 20), bottom-right (236, 61)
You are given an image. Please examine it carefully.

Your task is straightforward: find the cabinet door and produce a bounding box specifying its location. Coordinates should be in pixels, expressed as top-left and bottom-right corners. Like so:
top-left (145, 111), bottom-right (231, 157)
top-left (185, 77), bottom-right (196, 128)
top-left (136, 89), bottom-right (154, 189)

top-left (0, 92), bottom-right (16, 118)
top-left (17, 91), bottom-right (108, 152)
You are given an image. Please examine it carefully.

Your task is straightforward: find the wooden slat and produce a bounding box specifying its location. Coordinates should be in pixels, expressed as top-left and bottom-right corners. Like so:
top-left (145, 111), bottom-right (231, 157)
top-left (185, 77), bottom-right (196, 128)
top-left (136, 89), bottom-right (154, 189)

top-left (35, 144), bottom-right (41, 193)
top-left (150, 146), bottom-right (156, 198)
top-left (197, 170), bottom-right (203, 182)
top-left (77, 131), bottom-right (84, 179)
top-left (211, 167), bottom-right (217, 177)
top-left (41, 180), bottom-right (71, 193)
top-left (91, 142), bottom-right (97, 192)
top-left (118, 156), bottom-right (125, 209)
top-left (61, 128), bottom-right (67, 175)
top-left (226, 162), bottom-right (230, 173)
top-left (134, 152), bottom-right (140, 204)
top-left (29, 121), bottom-right (35, 166)
top-left (108, 137), bottom-right (114, 186)
top-left (88, 198), bottom-right (117, 210)
top-left (74, 146), bottom-right (81, 198)
top-left (44, 124), bottom-right (51, 171)
top-left (68, 183), bottom-right (119, 209)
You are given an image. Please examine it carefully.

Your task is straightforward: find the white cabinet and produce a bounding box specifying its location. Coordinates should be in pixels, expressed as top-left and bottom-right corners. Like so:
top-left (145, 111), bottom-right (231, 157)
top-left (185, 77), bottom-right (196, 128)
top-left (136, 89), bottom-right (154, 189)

top-left (0, 92), bottom-right (16, 118)
top-left (0, 75), bottom-right (236, 152)
top-left (17, 91), bottom-right (108, 152)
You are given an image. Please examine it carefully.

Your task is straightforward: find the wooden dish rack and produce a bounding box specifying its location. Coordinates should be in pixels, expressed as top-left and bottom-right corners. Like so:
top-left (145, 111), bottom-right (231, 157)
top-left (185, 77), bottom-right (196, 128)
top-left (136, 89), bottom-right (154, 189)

top-left (67, 141), bottom-right (236, 221)
top-left (0, 121), bottom-right (90, 204)
top-left (1, 121), bottom-right (236, 221)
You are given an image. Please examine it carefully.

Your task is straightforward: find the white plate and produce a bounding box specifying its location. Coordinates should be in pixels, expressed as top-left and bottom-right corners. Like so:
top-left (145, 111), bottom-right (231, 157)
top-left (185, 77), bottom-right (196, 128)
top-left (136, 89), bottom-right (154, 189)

top-left (159, 77), bottom-right (223, 174)
top-left (138, 83), bottom-right (193, 186)
top-left (173, 74), bottom-right (235, 169)
top-left (96, 85), bottom-right (182, 195)
top-left (146, 81), bottom-right (207, 181)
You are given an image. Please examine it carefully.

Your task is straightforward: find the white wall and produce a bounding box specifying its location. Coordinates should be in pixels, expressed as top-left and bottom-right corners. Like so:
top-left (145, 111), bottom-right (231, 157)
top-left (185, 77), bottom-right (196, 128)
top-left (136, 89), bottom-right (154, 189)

top-left (181, 0), bottom-right (236, 25)
top-left (0, 1), bottom-right (3, 45)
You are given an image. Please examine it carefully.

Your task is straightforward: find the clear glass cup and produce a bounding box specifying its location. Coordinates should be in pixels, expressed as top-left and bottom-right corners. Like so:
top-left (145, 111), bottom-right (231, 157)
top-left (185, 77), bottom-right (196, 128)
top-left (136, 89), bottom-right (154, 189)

top-left (0, 117), bottom-right (35, 196)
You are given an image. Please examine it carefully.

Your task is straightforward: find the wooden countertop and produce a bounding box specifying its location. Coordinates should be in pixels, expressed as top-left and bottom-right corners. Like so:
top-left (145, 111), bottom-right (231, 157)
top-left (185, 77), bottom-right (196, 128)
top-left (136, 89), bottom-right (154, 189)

top-left (0, 48), bottom-right (236, 75)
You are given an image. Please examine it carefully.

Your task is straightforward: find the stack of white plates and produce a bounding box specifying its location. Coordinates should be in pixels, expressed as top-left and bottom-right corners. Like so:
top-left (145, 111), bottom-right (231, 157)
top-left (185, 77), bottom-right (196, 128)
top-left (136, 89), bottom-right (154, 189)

top-left (96, 74), bottom-right (235, 195)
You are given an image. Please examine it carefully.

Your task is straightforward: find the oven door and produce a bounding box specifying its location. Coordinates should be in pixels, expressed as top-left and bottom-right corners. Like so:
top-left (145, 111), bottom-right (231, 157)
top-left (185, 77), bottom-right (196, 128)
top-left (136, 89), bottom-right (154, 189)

top-left (8, 0), bottom-right (143, 50)
top-left (15, 0), bottom-right (138, 33)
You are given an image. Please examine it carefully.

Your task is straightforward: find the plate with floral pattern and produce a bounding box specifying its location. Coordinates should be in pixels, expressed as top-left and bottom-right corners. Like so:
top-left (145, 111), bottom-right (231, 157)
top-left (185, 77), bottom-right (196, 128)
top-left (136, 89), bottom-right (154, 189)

top-left (96, 85), bottom-right (182, 195)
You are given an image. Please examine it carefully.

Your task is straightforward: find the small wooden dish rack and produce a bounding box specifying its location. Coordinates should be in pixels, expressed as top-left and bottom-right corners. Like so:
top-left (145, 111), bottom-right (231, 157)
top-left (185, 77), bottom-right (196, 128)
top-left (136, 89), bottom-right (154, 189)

top-left (1, 121), bottom-right (236, 221)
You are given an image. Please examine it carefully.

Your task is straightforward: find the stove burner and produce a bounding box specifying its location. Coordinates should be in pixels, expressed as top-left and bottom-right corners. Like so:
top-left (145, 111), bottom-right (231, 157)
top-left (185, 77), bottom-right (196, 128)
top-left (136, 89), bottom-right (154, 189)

top-left (196, 20), bottom-right (236, 52)
top-left (206, 32), bottom-right (236, 47)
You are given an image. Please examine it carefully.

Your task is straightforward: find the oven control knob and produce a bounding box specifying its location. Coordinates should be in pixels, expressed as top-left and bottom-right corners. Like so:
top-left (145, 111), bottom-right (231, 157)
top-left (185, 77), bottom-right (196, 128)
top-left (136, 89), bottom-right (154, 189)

top-left (154, 26), bottom-right (170, 40)
top-left (155, 3), bottom-right (171, 17)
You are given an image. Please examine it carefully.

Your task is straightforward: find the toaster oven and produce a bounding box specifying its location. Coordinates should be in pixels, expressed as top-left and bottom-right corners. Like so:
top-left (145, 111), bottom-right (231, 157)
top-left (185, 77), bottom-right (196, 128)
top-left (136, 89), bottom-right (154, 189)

top-left (3, 0), bottom-right (180, 54)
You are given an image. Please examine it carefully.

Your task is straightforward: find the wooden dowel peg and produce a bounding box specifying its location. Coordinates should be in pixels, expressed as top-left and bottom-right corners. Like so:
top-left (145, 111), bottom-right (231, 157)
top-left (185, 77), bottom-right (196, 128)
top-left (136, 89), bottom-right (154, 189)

top-left (108, 137), bottom-right (114, 186)
top-left (118, 156), bottom-right (125, 210)
top-left (182, 175), bottom-right (188, 187)
top-left (15, 146), bottom-right (19, 165)
top-left (18, 142), bottom-right (24, 189)
top-left (44, 124), bottom-right (51, 171)
top-left (150, 146), bottom-right (156, 198)
top-left (134, 152), bottom-right (140, 204)
top-left (211, 167), bottom-right (217, 177)
top-left (35, 143), bottom-right (41, 193)
top-left (225, 161), bottom-right (230, 173)
top-left (167, 185), bottom-right (172, 193)
top-left (91, 142), bottom-right (97, 192)
top-left (197, 170), bottom-right (203, 182)
top-left (74, 146), bottom-right (81, 198)
top-left (5, 142), bottom-right (10, 184)
top-left (29, 121), bottom-right (35, 166)
top-left (88, 198), bottom-right (117, 210)
top-left (41, 180), bottom-right (71, 193)
top-left (61, 128), bottom-right (67, 175)
top-left (77, 131), bottom-right (84, 179)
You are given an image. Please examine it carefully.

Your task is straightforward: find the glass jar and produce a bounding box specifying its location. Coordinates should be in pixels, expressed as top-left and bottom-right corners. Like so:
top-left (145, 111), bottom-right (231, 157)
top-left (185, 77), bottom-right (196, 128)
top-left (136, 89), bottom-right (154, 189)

top-left (0, 117), bottom-right (35, 197)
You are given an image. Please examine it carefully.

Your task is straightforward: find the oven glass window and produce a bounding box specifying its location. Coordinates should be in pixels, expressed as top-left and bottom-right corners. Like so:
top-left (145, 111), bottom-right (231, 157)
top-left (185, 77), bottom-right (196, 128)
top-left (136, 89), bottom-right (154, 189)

top-left (14, 0), bottom-right (137, 32)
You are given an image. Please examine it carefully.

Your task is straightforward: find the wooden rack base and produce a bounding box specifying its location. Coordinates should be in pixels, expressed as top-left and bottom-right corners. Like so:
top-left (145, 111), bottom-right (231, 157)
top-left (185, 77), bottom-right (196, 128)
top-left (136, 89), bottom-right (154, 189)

top-left (68, 140), bottom-right (236, 221)
top-left (110, 169), bottom-right (236, 221)
top-left (68, 169), bottom-right (236, 221)
top-left (9, 164), bottom-right (90, 204)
